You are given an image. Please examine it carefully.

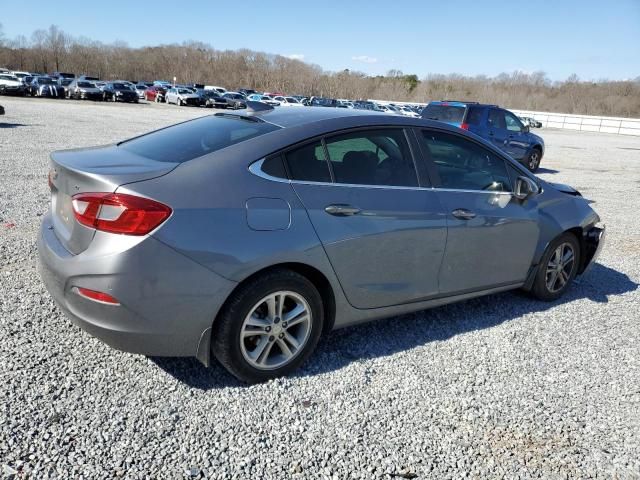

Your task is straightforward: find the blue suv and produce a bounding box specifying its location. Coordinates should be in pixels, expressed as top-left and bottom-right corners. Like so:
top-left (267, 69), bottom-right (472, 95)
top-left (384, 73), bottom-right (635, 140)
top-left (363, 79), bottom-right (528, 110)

top-left (421, 101), bottom-right (545, 171)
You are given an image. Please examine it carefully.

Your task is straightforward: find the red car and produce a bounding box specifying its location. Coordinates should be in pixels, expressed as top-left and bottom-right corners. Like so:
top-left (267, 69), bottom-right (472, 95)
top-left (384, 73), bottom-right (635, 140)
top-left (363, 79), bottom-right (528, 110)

top-left (145, 86), bottom-right (167, 102)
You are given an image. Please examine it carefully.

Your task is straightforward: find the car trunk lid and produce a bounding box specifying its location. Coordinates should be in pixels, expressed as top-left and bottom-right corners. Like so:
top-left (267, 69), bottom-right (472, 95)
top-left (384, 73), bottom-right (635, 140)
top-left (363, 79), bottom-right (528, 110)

top-left (48, 145), bottom-right (178, 254)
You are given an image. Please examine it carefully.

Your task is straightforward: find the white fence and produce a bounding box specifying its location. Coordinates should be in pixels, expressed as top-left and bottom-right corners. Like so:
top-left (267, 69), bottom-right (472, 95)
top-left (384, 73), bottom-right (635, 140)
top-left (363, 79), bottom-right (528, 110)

top-left (368, 99), bottom-right (640, 137)
top-left (510, 109), bottom-right (640, 136)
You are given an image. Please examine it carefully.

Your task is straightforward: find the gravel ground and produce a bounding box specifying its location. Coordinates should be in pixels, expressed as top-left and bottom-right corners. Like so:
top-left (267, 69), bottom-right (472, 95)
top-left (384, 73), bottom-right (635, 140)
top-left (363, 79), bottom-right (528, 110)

top-left (1, 96), bottom-right (639, 479)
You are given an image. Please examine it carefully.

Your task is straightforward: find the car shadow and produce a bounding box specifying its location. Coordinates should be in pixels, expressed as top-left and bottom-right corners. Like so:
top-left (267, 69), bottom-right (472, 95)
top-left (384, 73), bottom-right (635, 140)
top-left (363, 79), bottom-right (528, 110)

top-left (151, 263), bottom-right (637, 390)
top-left (0, 122), bottom-right (29, 129)
top-left (536, 167), bottom-right (559, 174)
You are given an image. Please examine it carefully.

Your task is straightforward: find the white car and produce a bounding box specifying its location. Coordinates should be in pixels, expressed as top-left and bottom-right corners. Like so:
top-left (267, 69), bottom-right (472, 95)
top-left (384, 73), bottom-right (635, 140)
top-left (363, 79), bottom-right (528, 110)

top-left (205, 85), bottom-right (227, 95)
top-left (398, 106), bottom-right (420, 117)
top-left (134, 84), bottom-right (148, 99)
top-left (273, 96), bottom-right (304, 107)
top-left (10, 71), bottom-right (31, 83)
top-left (165, 87), bottom-right (202, 106)
top-left (246, 94), bottom-right (280, 106)
top-left (0, 74), bottom-right (25, 95)
top-left (376, 104), bottom-right (399, 114)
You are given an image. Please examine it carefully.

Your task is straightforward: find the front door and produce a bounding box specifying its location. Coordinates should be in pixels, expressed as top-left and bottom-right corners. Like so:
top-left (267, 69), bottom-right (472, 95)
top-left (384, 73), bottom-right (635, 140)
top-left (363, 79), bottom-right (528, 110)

top-left (503, 110), bottom-right (530, 161)
top-left (285, 128), bottom-right (448, 309)
top-left (418, 128), bottom-right (540, 294)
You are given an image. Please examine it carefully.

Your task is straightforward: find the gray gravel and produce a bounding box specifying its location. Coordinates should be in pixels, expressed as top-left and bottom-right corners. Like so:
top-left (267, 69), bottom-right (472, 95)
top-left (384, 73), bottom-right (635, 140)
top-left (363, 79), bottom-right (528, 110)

top-left (1, 96), bottom-right (639, 479)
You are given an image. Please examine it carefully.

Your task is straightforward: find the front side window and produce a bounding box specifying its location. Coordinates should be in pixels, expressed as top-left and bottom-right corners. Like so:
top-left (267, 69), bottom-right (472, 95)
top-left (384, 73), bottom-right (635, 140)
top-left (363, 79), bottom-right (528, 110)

top-left (421, 130), bottom-right (512, 192)
top-left (504, 112), bottom-right (524, 132)
top-left (284, 140), bottom-right (331, 183)
top-left (325, 129), bottom-right (418, 187)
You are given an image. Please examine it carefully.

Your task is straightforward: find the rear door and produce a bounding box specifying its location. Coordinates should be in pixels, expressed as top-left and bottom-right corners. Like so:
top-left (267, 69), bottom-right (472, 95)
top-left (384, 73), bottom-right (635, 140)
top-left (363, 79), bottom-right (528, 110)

top-left (417, 128), bottom-right (540, 294)
top-left (285, 128), bottom-right (447, 309)
top-left (487, 108), bottom-right (509, 153)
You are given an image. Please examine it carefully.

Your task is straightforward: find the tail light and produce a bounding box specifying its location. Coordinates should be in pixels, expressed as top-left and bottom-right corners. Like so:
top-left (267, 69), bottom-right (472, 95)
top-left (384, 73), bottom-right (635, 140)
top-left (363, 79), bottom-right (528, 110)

top-left (460, 123), bottom-right (469, 130)
top-left (71, 193), bottom-right (171, 235)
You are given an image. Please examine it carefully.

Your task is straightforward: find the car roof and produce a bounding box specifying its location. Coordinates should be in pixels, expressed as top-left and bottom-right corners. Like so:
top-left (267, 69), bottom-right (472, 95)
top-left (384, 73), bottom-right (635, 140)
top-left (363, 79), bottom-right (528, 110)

top-left (227, 105), bottom-right (447, 129)
top-left (428, 100), bottom-right (499, 108)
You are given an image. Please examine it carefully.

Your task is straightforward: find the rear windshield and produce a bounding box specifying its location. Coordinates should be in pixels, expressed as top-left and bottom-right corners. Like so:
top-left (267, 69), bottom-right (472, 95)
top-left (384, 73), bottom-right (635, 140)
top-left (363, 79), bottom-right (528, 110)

top-left (119, 115), bottom-right (281, 163)
top-left (422, 104), bottom-right (466, 123)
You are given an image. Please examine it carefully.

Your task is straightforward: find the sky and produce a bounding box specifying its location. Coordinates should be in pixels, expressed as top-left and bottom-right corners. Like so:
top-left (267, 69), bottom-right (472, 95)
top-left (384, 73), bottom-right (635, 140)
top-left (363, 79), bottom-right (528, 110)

top-left (1, 0), bottom-right (639, 81)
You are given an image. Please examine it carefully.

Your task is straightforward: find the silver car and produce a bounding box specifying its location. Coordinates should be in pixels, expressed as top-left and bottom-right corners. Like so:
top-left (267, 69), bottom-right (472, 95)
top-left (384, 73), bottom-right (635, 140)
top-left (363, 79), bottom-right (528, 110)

top-left (38, 104), bottom-right (605, 383)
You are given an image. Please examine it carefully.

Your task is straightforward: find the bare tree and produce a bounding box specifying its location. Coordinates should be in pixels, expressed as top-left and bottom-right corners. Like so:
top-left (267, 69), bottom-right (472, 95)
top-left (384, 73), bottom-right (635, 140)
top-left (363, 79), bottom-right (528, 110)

top-left (1, 24), bottom-right (638, 117)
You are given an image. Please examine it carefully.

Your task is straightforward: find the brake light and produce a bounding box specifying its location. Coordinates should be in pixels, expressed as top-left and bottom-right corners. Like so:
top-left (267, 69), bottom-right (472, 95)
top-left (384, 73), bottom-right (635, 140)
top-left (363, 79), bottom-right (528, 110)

top-left (460, 123), bottom-right (469, 130)
top-left (76, 287), bottom-right (119, 305)
top-left (71, 193), bottom-right (171, 235)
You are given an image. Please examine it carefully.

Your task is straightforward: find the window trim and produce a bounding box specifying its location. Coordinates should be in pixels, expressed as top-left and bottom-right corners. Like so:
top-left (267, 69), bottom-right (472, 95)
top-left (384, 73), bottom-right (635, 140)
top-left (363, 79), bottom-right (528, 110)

top-left (256, 125), bottom-right (427, 189)
top-left (415, 127), bottom-right (520, 194)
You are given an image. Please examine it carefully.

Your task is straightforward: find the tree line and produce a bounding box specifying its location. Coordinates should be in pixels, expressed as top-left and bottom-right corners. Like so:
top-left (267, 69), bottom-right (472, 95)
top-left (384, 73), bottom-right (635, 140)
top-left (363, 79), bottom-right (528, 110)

top-left (1, 24), bottom-right (639, 117)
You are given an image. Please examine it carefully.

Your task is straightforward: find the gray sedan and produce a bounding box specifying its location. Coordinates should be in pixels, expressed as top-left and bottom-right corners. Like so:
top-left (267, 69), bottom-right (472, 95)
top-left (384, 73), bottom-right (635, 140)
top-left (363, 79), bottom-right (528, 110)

top-left (38, 104), bottom-right (605, 383)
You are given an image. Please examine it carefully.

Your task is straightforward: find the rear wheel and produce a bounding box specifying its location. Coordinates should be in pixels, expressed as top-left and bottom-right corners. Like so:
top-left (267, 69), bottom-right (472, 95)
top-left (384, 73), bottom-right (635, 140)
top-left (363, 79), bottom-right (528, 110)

top-left (526, 148), bottom-right (542, 172)
top-left (212, 269), bottom-right (324, 383)
top-left (531, 233), bottom-right (580, 301)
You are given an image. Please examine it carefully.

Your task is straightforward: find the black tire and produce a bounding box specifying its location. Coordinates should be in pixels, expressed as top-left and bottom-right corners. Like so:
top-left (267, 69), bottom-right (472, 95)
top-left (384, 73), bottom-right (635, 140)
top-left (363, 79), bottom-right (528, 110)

top-left (211, 269), bottom-right (324, 383)
top-left (530, 233), bottom-right (580, 301)
top-left (526, 148), bottom-right (542, 172)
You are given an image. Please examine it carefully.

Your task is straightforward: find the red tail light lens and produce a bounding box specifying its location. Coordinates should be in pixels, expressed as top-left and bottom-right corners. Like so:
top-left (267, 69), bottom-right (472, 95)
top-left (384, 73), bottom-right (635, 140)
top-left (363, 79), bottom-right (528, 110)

top-left (460, 122), bottom-right (469, 130)
top-left (76, 287), bottom-right (119, 305)
top-left (71, 193), bottom-right (171, 235)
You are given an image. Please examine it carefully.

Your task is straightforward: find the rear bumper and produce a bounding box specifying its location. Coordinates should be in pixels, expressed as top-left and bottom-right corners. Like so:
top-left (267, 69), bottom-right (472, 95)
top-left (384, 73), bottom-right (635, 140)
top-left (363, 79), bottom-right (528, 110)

top-left (38, 213), bottom-right (236, 358)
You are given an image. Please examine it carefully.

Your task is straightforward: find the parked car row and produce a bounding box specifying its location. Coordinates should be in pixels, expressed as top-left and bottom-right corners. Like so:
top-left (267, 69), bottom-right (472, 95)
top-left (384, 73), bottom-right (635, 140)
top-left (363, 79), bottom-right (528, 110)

top-left (1, 68), bottom-right (546, 170)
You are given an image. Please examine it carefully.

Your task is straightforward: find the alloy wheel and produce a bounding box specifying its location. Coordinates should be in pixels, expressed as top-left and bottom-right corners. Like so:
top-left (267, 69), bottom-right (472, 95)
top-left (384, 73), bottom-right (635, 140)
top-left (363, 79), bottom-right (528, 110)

top-left (529, 151), bottom-right (540, 170)
top-left (545, 242), bottom-right (576, 293)
top-left (240, 291), bottom-right (312, 370)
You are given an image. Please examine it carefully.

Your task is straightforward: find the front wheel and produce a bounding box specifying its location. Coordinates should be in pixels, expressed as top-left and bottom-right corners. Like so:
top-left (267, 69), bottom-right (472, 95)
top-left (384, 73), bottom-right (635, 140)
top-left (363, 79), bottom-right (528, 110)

top-left (530, 233), bottom-right (580, 301)
top-left (212, 269), bottom-right (324, 383)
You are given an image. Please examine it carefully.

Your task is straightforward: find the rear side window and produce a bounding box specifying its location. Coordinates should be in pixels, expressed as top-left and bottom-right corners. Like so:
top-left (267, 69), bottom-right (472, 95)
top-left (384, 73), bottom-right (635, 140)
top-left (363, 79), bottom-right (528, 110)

top-left (285, 140), bottom-right (331, 182)
top-left (261, 155), bottom-right (287, 179)
top-left (120, 115), bottom-right (280, 163)
top-left (488, 109), bottom-right (506, 129)
top-left (465, 107), bottom-right (483, 125)
top-left (420, 130), bottom-right (512, 192)
top-left (325, 129), bottom-right (418, 187)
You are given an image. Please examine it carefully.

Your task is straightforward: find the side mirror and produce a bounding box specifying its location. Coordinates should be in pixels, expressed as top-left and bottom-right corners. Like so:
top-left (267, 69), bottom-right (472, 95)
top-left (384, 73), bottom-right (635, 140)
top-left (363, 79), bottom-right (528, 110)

top-left (522, 124), bottom-right (530, 133)
top-left (514, 176), bottom-right (540, 200)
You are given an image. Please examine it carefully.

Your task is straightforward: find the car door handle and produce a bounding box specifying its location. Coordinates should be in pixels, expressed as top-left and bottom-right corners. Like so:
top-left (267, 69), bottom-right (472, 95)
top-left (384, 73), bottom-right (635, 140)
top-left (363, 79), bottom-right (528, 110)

top-left (452, 208), bottom-right (476, 220)
top-left (325, 204), bottom-right (361, 216)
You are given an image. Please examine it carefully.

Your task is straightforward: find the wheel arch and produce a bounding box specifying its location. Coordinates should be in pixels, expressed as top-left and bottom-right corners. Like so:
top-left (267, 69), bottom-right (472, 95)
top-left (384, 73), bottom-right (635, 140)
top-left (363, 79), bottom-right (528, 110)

top-left (522, 226), bottom-right (586, 291)
top-left (196, 262), bottom-right (336, 367)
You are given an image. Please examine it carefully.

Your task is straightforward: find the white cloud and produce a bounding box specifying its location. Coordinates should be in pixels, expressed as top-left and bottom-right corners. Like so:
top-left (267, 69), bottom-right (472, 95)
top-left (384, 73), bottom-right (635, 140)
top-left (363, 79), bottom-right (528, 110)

top-left (352, 55), bottom-right (378, 64)
top-left (285, 54), bottom-right (305, 61)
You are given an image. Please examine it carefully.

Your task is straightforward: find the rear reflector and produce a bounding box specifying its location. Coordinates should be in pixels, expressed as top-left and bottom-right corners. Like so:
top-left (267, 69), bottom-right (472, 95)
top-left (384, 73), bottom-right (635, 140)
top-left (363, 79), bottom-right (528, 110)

top-left (460, 123), bottom-right (469, 130)
top-left (71, 193), bottom-right (171, 235)
top-left (75, 287), bottom-right (120, 305)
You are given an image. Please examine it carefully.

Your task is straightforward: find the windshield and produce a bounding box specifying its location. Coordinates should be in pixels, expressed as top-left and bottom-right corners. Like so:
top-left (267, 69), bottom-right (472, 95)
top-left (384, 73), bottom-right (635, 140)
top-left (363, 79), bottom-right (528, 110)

top-left (112, 83), bottom-right (129, 90)
top-left (422, 104), bottom-right (466, 123)
top-left (120, 115), bottom-right (281, 163)
top-left (39, 78), bottom-right (55, 85)
top-left (285, 97), bottom-right (298, 103)
top-left (78, 82), bottom-right (94, 88)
